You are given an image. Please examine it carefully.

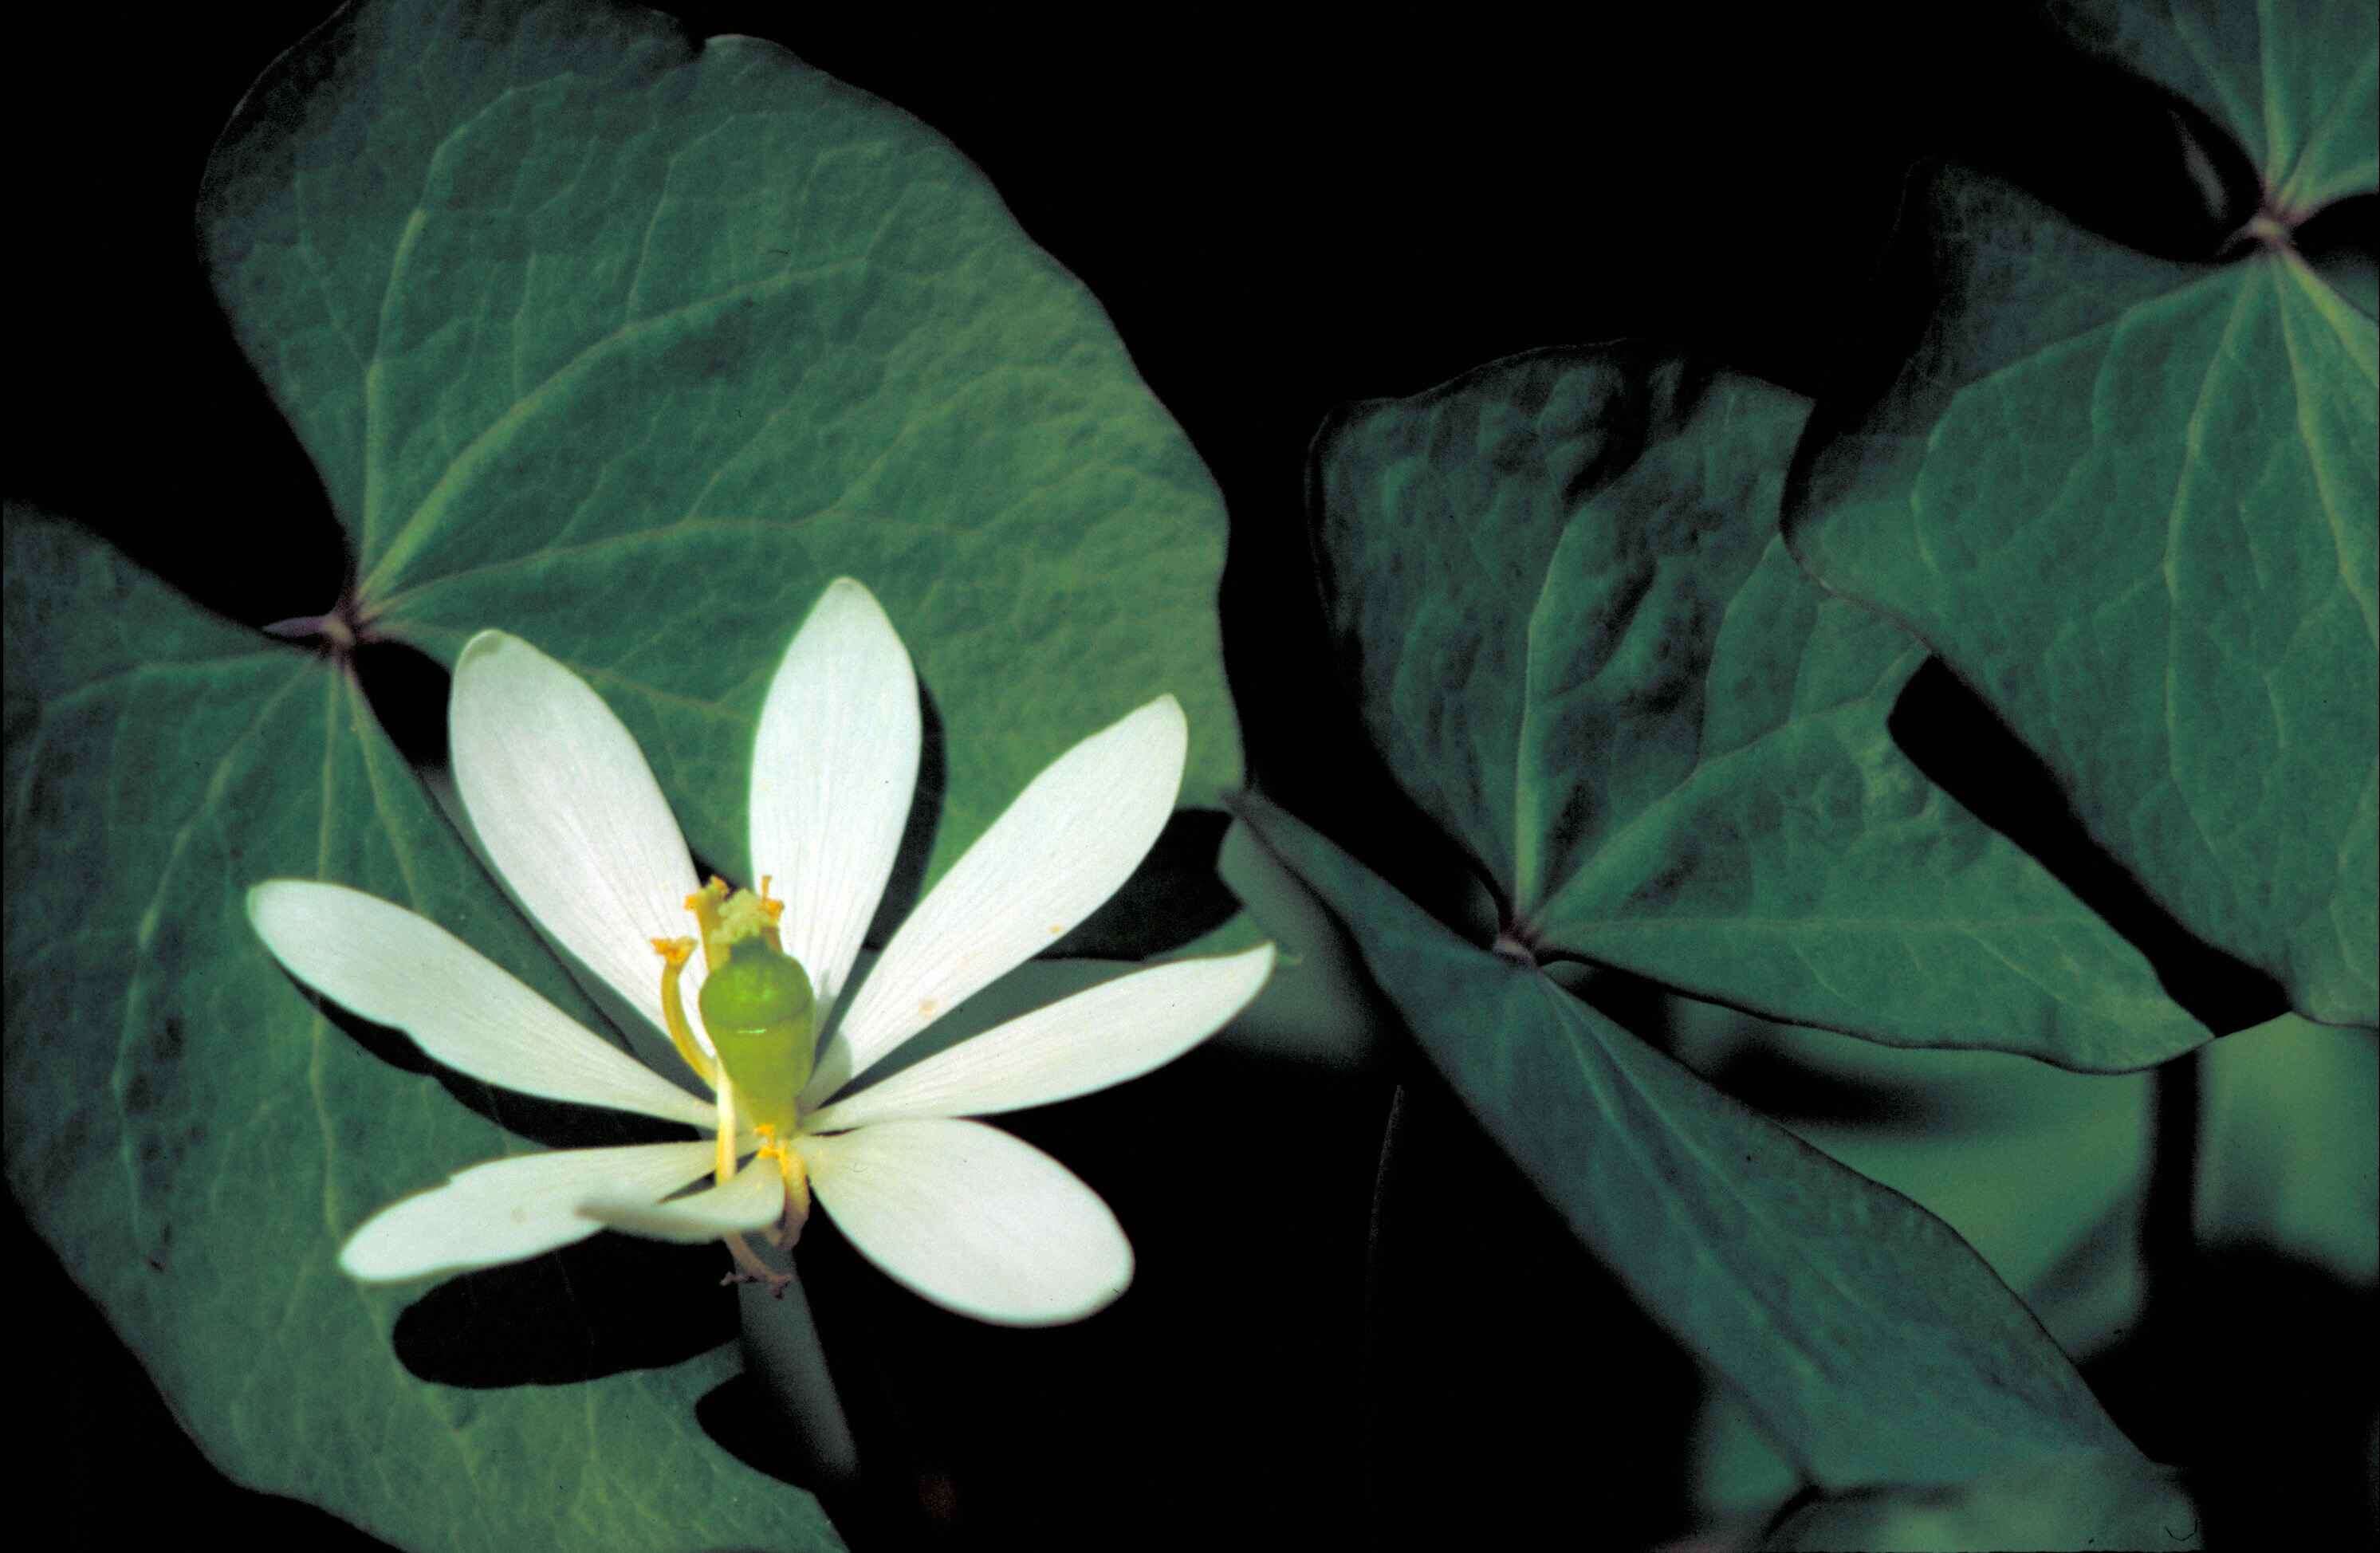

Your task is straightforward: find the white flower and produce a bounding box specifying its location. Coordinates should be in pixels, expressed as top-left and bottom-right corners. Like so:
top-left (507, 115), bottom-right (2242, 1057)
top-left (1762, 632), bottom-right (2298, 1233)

top-left (248, 579), bottom-right (1271, 1325)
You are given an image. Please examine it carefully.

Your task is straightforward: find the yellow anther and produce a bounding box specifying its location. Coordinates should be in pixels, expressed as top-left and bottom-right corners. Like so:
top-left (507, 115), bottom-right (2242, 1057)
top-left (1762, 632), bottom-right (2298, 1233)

top-left (721, 1111), bottom-right (804, 1288)
top-left (642, 886), bottom-right (817, 1295)
top-left (695, 878), bottom-right (785, 959)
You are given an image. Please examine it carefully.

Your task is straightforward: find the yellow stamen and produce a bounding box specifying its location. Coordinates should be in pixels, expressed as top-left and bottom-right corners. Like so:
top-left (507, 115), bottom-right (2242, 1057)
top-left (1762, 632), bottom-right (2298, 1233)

top-left (683, 876), bottom-right (733, 973)
top-left (654, 874), bottom-right (811, 1295)
top-left (714, 1071), bottom-right (740, 1185)
top-left (723, 1128), bottom-right (805, 1292)
top-left (752, 1125), bottom-right (812, 1244)
top-left (649, 935), bottom-right (717, 1086)
top-left (780, 1150), bottom-right (812, 1243)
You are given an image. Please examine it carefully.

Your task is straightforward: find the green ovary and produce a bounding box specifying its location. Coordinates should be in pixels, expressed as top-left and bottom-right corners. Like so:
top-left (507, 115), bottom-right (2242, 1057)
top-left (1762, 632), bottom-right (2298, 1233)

top-left (698, 938), bottom-right (816, 1135)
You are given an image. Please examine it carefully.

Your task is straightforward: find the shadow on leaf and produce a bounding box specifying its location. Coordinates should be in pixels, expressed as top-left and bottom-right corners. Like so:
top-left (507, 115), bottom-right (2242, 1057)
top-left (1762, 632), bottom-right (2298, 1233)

top-left (391, 1231), bottom-right (734, 1389)
top-left (1043, 807), bottom-right (1242, 959)
top-left (295, 986), bottom-right (690, 1153)
top-left (1888, 655), bottom-right (2284, 1036)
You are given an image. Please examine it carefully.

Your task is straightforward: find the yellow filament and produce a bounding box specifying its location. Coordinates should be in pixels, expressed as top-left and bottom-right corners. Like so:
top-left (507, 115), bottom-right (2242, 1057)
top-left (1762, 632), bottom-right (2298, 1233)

top-left (722, 1130), bottom-right (809, 1286)
top-left (684, 877), bottom-right (731, 973)
top-left (650, 935), bottom-right (718, 1086)
top-left (780, 1146), bottom-right (812, 1237)
top-left (753, 1126), bottom-right (812, 1240)
top-left (714, 1072), bottom-right (740, 1185)
top-left (757, 875), bottom-right (785, 950)
top-left (655, 873), bottom-right (811, 1290)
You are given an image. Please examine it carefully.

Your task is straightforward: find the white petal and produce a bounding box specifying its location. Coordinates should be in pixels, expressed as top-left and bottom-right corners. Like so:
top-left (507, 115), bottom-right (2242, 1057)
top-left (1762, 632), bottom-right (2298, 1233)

top-left (806, 946), bottom-right (1273, 1131)
top-left (795, 1118), bottom-right (1131, 1325)
top-left (807, 696), bottom-right (1187, 1103)
top-left (339, 1141), bottom-right (717, 1281)
top-left (250, 881), bottom-right (718, 1130)
top-left (449, 630), bottom-right (703, 1052)
top-left (581, 1159), bottom-right (785, 1242)
top-left (748, 579), bottom-right (921, 1010)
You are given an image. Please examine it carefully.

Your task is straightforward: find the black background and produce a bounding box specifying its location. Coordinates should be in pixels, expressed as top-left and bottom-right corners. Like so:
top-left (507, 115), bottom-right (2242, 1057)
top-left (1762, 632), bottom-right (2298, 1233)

top-left (10, 5), bottom-right (2373, 1550)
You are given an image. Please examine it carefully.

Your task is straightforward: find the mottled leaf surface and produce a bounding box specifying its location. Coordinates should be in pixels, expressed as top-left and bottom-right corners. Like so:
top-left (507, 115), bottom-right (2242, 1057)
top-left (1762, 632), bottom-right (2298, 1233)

top-left (1784, 0), bottom-right (2377, 1025)
top-left (1313, 348), bottom-right (2205, 1068)
top-left (200, 0), bottom-right (1239, 890)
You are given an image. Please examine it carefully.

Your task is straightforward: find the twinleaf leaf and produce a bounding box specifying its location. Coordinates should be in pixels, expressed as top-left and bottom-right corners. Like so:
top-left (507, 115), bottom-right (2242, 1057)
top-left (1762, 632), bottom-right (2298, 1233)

top-left (199, 0), bottom-right (1240, 890)
top-left (1234, 793), bottom-right (2142, 1488)
top-left (12, 0), bottom-right (1261, 1539)
top-left (2193, 1012), bottom-right (2378, 1282)
top-left (3, 513), bottom-right (839, 1551)
top-left (1784, 1), bottom-right (2378, 1026)
top-left (1762, 1450), bottom-right (2201, 1551)
top-left (2059, 0), bottom-right (2376, 216)
top-left (1313, 348), bottom-right (2205, 1069)
top-left (1670, 1006), bottom-right (2157, 1357)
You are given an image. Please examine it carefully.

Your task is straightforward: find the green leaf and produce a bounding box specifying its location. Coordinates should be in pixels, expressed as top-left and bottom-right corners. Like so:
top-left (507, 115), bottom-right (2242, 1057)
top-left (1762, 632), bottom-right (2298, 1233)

top-left (4, 513), bottom-right (839, 1551)
top-left (2193, 1012), bottom-right (2378, 1282)
top-left (1667, 1001), bottom-right (2157, 1358)
top-left (1312, 347), bottom-right (2206, 1069)
top-left (1688, 1387), bottom-right (1807, 1524)
top-left (2059, 0), bottom-right (2376, 215)
top-left (1761, 1450), bottom-right (2202, 1552)
top-left (1677, 1007), bottom-right (2159, 1526)
top-left (1784, 3), bottom-right (2378, 1027)
top-left (199, 0), bottom-right (1240, 893)
top-left (1206, 815), bottom-right (1383, 1067)
top-left (1233, 792), bottom-right (2142, 1488)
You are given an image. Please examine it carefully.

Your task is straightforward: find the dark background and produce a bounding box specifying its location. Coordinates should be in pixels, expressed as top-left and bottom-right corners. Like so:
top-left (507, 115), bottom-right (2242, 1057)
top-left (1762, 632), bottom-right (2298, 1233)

top-left (10, 5), bottom-right (2370, 1549)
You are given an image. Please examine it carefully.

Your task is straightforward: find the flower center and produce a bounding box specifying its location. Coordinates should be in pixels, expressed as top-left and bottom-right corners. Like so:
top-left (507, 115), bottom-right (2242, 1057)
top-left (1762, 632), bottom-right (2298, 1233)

top-left (651, 878), bottom-right (818, 1272)
top-left (651, 875), bottom-right (816, 1134)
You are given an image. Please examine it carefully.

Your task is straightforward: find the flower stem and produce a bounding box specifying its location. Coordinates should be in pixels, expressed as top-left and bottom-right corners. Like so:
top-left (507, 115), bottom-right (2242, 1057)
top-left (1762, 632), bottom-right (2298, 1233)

top-left (738, 1247), bottom-right (860, 1490)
